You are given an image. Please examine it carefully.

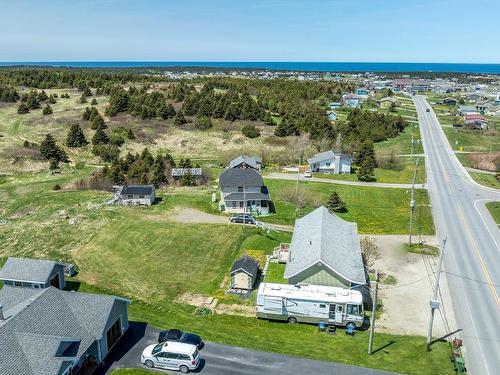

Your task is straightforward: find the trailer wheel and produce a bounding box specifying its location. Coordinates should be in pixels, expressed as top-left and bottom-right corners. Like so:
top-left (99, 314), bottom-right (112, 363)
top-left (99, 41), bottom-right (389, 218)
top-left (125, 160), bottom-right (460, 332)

top-left (287, 317), bottom-right (297, 324)
top-left (346, 322), bottom-right (356, 330)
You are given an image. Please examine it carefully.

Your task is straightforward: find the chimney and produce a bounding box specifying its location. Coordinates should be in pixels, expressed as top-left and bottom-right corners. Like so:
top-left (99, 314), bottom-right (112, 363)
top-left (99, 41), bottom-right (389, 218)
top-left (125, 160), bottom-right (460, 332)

top-left (0, 304), bottom-right (4, 321)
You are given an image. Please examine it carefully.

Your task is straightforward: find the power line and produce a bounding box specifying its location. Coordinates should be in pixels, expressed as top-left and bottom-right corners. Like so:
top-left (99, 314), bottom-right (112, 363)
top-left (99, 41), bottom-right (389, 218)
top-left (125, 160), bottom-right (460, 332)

top-left (444, 271), bottom-right (500, 288)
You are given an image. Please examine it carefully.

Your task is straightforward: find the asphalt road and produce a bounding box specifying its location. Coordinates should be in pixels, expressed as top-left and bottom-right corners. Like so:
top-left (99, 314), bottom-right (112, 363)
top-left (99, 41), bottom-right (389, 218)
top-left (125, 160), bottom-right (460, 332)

top-left (102, 323), bottom-right (395, 375)
top-left (414, 96), bottom-right (500, 375)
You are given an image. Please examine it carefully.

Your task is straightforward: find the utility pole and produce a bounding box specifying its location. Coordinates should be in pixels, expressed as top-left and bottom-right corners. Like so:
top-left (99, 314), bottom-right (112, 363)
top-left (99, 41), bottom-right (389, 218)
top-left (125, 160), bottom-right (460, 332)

top-left (409, 156), bottom-right (420, 247)
top-left (368, 270), bottom-right (378, 355)
top-left (426, 238), bottom-right (447, 351)
top-left (410, 130), bottom-right (415, 156)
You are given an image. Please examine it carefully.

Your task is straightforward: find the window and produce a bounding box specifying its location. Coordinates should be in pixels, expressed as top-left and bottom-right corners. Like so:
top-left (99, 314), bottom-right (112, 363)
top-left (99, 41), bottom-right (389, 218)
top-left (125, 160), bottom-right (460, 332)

top-left (238, 186), bottom-right (243, 192)
top-left (127, 195), bottom-right (133, 199)
top-left (106, 318), bottom-right (122, 350)
top-left (232, 201), bottom-right (236, 208)
top-left (336, 305), bottom-right (343, 313)
top-left (347, 304), bottom-right (362, 316)
top-left (239, 201), bottom-right (243, 208)
top-left (261, 200), bottom-right (268, 207)
top-left (178, 354), bottom-right (191, 360)
top-left (325, 162), bottom-right (330, 167)
top-left (319, 304), bottom-right (326, 308)
top-left (165, 352), bottom-right (179, 359)
top-left (139, 195), bottom-right (144, 199)
top-left (14, 281), bottom-right (22, 287)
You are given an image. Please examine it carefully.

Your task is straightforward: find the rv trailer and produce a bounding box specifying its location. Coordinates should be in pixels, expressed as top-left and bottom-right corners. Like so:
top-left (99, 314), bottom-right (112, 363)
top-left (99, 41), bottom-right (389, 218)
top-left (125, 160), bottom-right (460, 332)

top-left (256, 283), bottom-right (364, 327)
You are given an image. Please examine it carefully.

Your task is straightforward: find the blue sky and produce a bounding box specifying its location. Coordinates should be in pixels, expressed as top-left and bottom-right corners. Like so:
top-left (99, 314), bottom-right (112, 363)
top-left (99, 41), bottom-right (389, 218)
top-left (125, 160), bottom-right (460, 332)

top-left (0, 0), bottom-right (499, 63)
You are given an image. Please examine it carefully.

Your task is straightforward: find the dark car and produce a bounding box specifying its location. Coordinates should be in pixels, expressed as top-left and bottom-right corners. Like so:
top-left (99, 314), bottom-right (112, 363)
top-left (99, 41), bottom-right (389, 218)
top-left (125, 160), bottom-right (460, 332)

top-left (158, 329), bottom-right (204, 349)
top-left (229, 214), bottom-right (256, 224)
top-left (426, 108), bottom-right (430, 112)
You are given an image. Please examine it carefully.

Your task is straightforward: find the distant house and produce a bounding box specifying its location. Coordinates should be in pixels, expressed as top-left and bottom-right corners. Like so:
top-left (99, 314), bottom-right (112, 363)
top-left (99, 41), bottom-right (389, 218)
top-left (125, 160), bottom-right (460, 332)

top-left (475, 102), bottom-right (490, 115)
top-left (284, 206), bottom-right (366, 289)
top-left (229, 155), bottom-right (262, 170)
top-left (486, 104), bottom-right (500, 117)
top-left (0, 258), bottom-right (131, 375)
top-left (379, 96), bottom-right (399, 109)
top-left (0, 257), bottom-right (66, 289)
top-left (113, 185), bottom-right (156, 206)
top-left (464, 114), bottom-right (488, 130)
top-left (442, 97), bottom-right (458, 106)
top-left (458, 105), bottom-right (479, 116)
top-left (495, 93), bottom-right (500, 105)
top-left (341, 94), bottom-right (361, 108)
top-left (327, 111), bottom-right (338, 121)
top-left (307, 150), bottom-right (352, 175)
top-left (171, 168), bottom-right (203, 177)
top-left (229, 255), bottom-right (259, 290)
top-left (355, 87), bottom-right (369, 98)
top-left (466, 93), bottom-right (482, 103)
top-left (329, 101), bottom-right (341, 110)
top-left (219, 168), bottom-right (271, 215)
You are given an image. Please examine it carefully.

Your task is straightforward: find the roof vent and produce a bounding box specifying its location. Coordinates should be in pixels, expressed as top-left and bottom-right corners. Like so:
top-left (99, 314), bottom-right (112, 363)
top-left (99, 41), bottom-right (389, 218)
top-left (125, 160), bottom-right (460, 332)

top-left (309, 240), bottom-right (312, 245)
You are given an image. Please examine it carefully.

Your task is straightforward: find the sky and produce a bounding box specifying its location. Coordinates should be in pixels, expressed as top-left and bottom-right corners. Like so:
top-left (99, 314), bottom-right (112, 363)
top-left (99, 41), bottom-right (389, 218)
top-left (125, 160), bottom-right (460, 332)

top-left (0, 0), bottom-right (499, 63)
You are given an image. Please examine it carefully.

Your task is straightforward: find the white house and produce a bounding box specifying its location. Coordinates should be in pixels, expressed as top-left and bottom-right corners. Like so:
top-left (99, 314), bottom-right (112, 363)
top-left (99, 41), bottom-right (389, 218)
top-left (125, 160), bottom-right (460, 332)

top-left (307, 150), bottom-right (352, 175)
top-left (113, 185), bottom-right (156, 206)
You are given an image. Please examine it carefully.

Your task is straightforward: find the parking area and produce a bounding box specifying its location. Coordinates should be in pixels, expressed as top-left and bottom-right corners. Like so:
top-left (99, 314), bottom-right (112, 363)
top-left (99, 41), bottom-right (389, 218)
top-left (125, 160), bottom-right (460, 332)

top-left (99, 323), bottom-right (396, 375)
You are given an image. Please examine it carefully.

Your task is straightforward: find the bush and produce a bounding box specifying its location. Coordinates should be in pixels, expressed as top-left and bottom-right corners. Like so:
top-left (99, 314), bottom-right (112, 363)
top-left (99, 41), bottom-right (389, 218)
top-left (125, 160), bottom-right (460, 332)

top-left (241, 125), bottom-right (261, 138)
top-left (194, 116), bottom-right (212, 130)
top-left (376, 150), bottom-right (403, 171)
top-left (17, 103), bottom-right (29, 114)
top-left (194, 307), bottom-right (212, 317)
top-left (92, 144), bottom-right (120, 162)
top-left (53, 184), bottom-right (61, 191)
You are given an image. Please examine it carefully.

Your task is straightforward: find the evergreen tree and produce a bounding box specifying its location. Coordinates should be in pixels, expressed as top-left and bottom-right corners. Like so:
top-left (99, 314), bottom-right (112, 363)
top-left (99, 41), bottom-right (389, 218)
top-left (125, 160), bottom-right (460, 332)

top-left (151, 156), bottom-right (167, 187)
top-left (274, 117), bottom-right (298, 137)
top-left (89, 106), bottom-right (99, 120)
top-left (42, 104), bottom-right (53, 115)
top-left (140, 148), bottom-right (154, 167)
top-left (27, 92), bottom-right (40, 109)
top-left (194, 116), bottom-right (212, 130)
top-left (91, 98), bottom-right (98, 105)
top-left (126, 128), bottom-right (135, 139)
top-left (263, 112), bottom-right (275, 126)
top-left (82, 107), bottom-right (92, 120)
top-left (179, 172), bottom-right (195, 186)
top-left (173, 110), bottom-right (187, 126)
top-left (83, 86), bottom-right (92, 97)
top-left (224, 102), bottom-right (240, 121)
top-left (66, 124), bottom-right (88, 147)
top-left (241, 125), bottom-right (260, 138)
top-left (356, 141), bottom-right (376, 169)
top-left (158, 102), bottom-right (176, 119)
top-left (326, 191), bottom-right (347, 213)
top-left (48, 95), bottom-right (56, 104)
top-left (179, 158), bottom-right (192, 168)
top-left (79, 93), bottom-right (87, 104)
top-left (357, 159), bottom-right (375, 182)
top-left (38, 90), bottom-right (48, 102)
top-left (40, 134), bottom-right (68, 164)
top-left (17, 103), bottom-right (29, 114)
top-left (91, 114), bottom-right (107, 130)
top-left (92, 127), bottom-right (109, 145)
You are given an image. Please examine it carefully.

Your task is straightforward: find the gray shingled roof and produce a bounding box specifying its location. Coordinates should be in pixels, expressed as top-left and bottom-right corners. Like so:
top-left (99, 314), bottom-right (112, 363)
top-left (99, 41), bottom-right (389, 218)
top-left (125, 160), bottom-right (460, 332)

top-left (229, 155), bottom-right (262, 170)
top-left (284, 206), bottom-right (366, 284)
top-left (0, 257), bottom-right (63, 283)
top-left (307, 150), bottom-right (335, 165)
top-left (230, 255), bottom-right (259, 277)
top-left (0, 286), bottom-right (130, 375)
top-left (219, 168), bottom-right (263, 187)
top-left (120, 185), bottom-right (155, 196)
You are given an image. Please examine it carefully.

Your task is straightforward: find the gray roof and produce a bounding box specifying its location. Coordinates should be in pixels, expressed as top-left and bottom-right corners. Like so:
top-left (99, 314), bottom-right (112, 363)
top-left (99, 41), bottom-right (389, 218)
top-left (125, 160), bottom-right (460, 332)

top-left (223, 192), bottom-right (269, 201)
top-left (230, 255), bottom-right (259, 277)
top-left (0, 257), bottom-right (64, 283)
top-left (284, 206), bottom-right (366, 285)
top-left (120, 185), bottom-right (155, 196)
top-left (219, 168), bottom-right (264, 188)
top-left (0, 286), bottom-right (130, 375)
top-left (229, 155), bottom-right (261, 169)
top-left (307, 151), bottom-right (352, 165)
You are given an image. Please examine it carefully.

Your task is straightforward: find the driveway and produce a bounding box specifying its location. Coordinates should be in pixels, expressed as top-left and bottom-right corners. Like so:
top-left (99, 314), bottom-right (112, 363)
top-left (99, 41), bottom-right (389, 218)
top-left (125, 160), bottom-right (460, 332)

top-left (264, 173), bottom-right (425, 189)
top-left (99, 323), bottom-right (396, 375)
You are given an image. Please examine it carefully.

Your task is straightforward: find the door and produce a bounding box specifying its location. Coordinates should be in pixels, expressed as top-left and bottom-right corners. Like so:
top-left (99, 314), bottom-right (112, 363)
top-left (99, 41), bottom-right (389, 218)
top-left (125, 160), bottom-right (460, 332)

top-left (329, 304), bottom-right (336, 321)
top-left (154, 352), bottom-right (170, 369)
top-left (335, 304), bottom-right (344, 324)
top-left (164, 352), bottom-right (181, 369)
top-left (50, 273), bottom-right (60, 288)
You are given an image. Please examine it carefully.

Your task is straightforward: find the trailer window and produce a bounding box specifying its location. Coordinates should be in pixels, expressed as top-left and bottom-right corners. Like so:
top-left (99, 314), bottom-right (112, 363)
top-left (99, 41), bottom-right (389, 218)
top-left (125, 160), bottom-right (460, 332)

top-left (347, 304), bottom-right (361, 316)
top-left (319, 304), bottom-right (326, 308)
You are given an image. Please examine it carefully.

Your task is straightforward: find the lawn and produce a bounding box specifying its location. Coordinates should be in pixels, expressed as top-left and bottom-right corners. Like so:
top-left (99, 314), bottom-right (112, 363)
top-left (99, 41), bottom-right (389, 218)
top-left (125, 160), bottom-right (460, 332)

top-left (441, 127), bottom-right (500, 152)
top-left (469, 172), bottom-right (500, 189)
top-left (264, 262), bottom-right (288, 283)
top-left (312, 157), bottom-right (426, 184)
top-left (486, 202), bottom-right (500, 224)
top-left (262, 179), bottom-right (434, 235)
top-left (375, 124), bottom-right (423, 155)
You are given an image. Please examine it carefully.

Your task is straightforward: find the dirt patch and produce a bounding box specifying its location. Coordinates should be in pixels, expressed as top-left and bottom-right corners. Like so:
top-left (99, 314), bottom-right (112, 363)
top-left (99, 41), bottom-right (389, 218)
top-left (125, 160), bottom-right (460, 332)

top-left (175, 292), bottom-right (216, 308)
top-left (168, 207), bottom-right (228, 224)
top-left (215, 303), bottom-right (255, 318)
top-left (369, 235), bottom-right (456, 336)
top-left (174, 291), bottom-right (255, 318)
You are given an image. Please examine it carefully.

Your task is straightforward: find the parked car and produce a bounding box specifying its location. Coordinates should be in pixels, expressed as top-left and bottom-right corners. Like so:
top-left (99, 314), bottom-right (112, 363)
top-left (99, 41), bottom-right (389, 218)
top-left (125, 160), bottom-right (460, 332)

top-left (303, 170), bottom-right (312, 178)
top-left (142, 342), bottom-right (201, 373)
top-left (229, 214), bottom-right (256, 224)
top-left (426, 108), bottom-right (430, 112)
top-left (158, 329), bottom-right (204, 349)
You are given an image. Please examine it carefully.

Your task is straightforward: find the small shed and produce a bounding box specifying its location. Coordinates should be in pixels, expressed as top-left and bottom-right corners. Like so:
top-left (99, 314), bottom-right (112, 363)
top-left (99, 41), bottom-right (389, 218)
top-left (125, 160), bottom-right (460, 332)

top-left (229, 255), bottom-right (259, 291)
top-left (0, 257), bottom-right (66, 289)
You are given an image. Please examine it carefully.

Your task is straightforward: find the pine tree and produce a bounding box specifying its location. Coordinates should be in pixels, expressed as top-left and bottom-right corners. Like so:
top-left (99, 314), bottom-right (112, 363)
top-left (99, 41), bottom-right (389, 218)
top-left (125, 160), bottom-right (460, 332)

top-left (27, 92), bottom-right (40, 109)
top-left (91, 114), bottom-right (107, 130)
top-left (194, 116), bottom-right (212, 130)
top-left (89, 106), bottom-right (99, 121)
top-left (82, 107), bottom-right (91, 120)
top-left (126, 128), bottom-right (135, 139)
top-left (40, 134), bottom-right (68, 164)
top-left (151, 156), bottom-right (167, 187)
top-left (326, 191), bottom-right (347, 213)
top-left (356, 141), bottom-right (376, 169)
top-left (38, 90), bottom-right (48, 102)
top-left (173, 110), bottom-right (187, 126)
top-left (92, 127), bottom-right (109, 145)
top-left (141, 148), bottom-right (154, 167)
top-left (357, 159), bottom-right (375, 182)
top-left (179, 172), bottom-right (195, 186)
top-left (179, 158), bottom-right (192, 168)
top-left (48, 95), bottom-right (56, 104)
top-left (263, 112), bottom-right (275, 126)
top-left (66, 124), bottom-right (88, 147)
top-left (91, 98), bottom-right (98, 105)
top-left (79, 93), bottom-right (87, 104)
top-left (17, 103), bottom-right (29, 114)
top-left (42, 104), bottom-right (53, 115)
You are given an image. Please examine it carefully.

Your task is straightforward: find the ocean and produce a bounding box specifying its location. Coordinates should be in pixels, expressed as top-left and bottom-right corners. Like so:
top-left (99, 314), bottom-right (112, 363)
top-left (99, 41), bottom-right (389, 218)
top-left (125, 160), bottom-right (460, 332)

top-left (0, 61), bottom-right (499, 74)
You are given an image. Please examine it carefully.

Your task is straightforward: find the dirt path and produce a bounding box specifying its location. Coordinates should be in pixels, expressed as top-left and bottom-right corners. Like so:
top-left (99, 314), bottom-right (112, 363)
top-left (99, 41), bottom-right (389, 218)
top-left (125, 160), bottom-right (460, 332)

top-left (370, 235), bottom-right (456, 336)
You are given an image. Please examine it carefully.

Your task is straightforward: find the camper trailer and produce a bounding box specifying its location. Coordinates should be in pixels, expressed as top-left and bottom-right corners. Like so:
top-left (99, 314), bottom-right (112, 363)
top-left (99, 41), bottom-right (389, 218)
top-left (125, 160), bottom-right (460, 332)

top-left (256, 283), bottom-right (364, 327)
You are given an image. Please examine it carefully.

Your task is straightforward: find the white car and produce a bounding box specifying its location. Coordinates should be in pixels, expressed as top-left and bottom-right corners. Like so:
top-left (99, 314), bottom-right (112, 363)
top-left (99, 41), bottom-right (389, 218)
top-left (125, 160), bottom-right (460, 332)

top-left (303, 170), bottom-right (312, 178)
top-left (141, 341), bottom-right (201, 373)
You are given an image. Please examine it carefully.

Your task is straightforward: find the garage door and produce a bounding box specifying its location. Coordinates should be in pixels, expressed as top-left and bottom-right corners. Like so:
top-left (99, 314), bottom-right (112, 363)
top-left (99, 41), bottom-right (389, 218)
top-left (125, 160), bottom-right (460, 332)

top-left (106, 318), bottom-right (122, 351)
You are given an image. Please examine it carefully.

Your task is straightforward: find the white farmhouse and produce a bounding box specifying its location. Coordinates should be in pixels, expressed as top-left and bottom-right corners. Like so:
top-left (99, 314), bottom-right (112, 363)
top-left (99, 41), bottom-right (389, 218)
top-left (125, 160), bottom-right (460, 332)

top-left (307, 150), bottom-right (352, 175)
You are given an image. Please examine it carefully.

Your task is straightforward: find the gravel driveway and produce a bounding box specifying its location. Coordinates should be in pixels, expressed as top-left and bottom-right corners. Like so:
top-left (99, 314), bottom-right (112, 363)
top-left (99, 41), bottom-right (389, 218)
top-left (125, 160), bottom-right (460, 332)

top-left (99, 323), bottom-right (397, 375)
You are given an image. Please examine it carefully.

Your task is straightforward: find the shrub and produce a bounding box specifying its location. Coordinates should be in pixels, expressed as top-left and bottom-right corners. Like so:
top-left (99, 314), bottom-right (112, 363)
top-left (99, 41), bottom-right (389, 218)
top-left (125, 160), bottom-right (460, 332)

top-left (53, 184), bottom-right (61, 191)
top-left (92, 144), bottom-right (120, 162)
top-left (17, 103), bottom-right (29, 114)
top-left (194, 116), bottom-right (212, 130)
top-left (241, 125), bottom-right (261, 138)
top-left (194, 307), bottom-right (212, 317)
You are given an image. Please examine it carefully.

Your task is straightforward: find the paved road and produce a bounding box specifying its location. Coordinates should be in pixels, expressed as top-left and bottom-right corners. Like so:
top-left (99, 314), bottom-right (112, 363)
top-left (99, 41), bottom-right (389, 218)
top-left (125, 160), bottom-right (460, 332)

top-left (264, 172), bottom-right (425, 189)
top-left (102, 323), bottom-right (395, 375)
top-left (414, 96), bottom-right (500, 375)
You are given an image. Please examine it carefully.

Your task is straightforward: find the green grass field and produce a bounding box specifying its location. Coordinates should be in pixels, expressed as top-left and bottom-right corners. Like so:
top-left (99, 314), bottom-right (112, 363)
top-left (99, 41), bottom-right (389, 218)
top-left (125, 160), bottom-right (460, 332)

top-left (443, 127), bottom-right (500, 152)
top-left (486, 202), bottom-right (500, 224)
top-left (262, 179), bottom-right (434, 234)
top-left (264, 262), bottom-right (288, 283)
top-left (469, 172), bottom-right (500, 189)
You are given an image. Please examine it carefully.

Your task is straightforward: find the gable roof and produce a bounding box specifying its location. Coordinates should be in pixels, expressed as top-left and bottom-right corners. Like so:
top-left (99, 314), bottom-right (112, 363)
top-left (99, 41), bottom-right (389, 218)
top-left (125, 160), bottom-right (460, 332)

top-left (0, 257), bottom-right (64, 284)
top-left (230, 255), bottom-right (259, 277)
top-left (229, 155), bottom-right (260, 169)
top-left (0, 286), bottom-right (130, 375)
top-left (219, 168), bottom-right (264, 187)
top-left (120, 185), bottom-right (154, 196)
top-left (307, 151), bottom-right (352, 165)
top-left (284, 206), bottom-right (366, 285)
